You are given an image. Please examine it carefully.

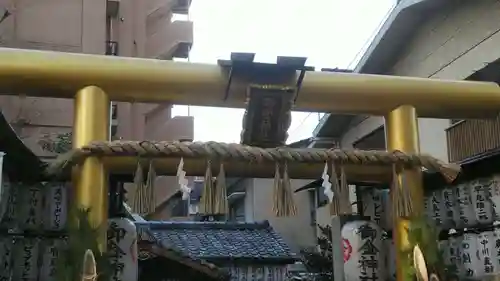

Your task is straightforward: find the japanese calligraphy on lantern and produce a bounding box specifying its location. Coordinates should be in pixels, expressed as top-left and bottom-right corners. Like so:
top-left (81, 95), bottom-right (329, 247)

top-left (447, 236), bottom-right (462, 275)
top-left (107, 218), bottom-right (138, 281)
top-left (461, 233), bottom-right (481, 279)
top-left (427, 191), bottom-right (444, 229)
top-left (0, 183), bottom-right (19, 229)
top-left (477, 231), bottom-right (495, 277)
top-left (43, 183), bottom-right (68, 231)
top-left (342, 221), bottom-right (386, 281)
top-left (12, 238), bottom-right (40, 281)
top-left (40, 239), bottom-right (66, 280)
top-left (441, 187), bottom-right (456, 229)
top-left (19, 185), bottom-right (43, 231)
top-left (471, 180), bottom-right (494, 225)
top-left (455, 184), bottom-right (477, 228)
top-left (361, 189), bottom-right (384, 228)
top-left (489, 176), bottom-right (500, 220)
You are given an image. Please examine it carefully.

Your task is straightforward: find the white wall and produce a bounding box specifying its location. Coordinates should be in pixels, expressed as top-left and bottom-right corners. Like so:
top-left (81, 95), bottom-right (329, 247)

top-left (246, 178), bottom-right (317, 251)
top-left (340, 117), bottom-right (450, 163)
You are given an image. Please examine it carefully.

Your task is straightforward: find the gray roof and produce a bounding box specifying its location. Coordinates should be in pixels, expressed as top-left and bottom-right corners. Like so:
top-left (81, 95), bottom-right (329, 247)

top-left (313, 0), bottom-right (454, 139)
top-left (136, 220), bottom-right (296, 264)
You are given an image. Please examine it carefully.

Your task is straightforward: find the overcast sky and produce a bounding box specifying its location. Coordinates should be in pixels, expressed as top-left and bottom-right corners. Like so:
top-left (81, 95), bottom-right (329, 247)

top-left (172, 0), bottom-right (396, 143)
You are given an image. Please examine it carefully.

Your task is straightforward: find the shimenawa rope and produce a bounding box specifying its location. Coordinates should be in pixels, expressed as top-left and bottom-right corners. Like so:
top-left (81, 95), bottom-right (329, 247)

top-left (45, 141), bottom-right (460, 181)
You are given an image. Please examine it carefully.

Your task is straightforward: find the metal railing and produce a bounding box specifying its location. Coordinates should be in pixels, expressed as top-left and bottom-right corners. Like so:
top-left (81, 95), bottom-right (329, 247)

top-left (446, 117), bottom-right (500, 162)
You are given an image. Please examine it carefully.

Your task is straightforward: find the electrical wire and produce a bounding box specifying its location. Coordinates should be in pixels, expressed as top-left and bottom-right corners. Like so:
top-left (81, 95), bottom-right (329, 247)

top-left (347, 2), bottom-right (397, 70)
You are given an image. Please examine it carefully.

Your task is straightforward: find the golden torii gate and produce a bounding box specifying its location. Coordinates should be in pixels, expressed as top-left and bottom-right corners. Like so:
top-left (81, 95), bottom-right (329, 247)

top-left (2, 48), bottom-right (500, 280)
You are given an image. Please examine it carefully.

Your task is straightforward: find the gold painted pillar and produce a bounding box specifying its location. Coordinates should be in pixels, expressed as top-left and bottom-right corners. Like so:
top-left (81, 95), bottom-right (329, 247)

top-left (73, 86), bottom-right (110, 252)
top-left (385, 105), bottom-right (424, 281)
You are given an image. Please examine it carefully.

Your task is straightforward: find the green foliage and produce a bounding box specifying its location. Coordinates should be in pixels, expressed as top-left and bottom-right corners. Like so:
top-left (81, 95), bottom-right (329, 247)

top-left (56, 208), bottom-right (112, 281)
top-left (300, 225), bottom-right (333, 281)
top-left (38, 132), bottom-right (72, 154)
top-left (401, 216), bottom-right (450, 281)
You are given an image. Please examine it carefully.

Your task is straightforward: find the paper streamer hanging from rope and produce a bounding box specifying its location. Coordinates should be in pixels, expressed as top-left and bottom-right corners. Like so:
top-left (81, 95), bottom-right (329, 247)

top-left (321, 162), bottom-right (334, 202)
top-left (176, 157), bottom-right (191, 200)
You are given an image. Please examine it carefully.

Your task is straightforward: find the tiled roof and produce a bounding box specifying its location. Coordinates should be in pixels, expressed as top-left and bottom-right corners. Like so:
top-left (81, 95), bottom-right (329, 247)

top-left (135, 220), bottom-right (296, 263)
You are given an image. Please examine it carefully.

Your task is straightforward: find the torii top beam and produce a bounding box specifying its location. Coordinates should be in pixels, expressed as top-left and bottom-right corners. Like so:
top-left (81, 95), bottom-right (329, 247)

top-left (0, 47), bottom-right (499, 118)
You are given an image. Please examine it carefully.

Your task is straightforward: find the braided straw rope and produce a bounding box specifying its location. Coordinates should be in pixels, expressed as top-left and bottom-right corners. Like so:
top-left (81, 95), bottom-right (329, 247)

top-left (45, 140), bottom-right (460, 181)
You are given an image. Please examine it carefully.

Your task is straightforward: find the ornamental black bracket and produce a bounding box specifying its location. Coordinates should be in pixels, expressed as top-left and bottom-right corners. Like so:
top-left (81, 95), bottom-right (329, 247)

top-left (217, 52), bottom-right (314, 102)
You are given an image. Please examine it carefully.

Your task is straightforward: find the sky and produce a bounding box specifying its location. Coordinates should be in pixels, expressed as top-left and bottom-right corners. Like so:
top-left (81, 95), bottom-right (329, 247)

top-left (171, 0), bottom-right (396, 144)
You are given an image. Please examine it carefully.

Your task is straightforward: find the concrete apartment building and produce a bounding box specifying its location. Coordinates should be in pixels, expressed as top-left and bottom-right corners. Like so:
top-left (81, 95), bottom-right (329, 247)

top-left (0, 0), bottom-right (194, 207)
top-left (310, 0), bottom-right (500, 226)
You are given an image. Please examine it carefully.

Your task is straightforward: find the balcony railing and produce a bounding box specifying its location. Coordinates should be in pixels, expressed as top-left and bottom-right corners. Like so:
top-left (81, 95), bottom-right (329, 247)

top-left (446, 117), bottom-right (500, 162)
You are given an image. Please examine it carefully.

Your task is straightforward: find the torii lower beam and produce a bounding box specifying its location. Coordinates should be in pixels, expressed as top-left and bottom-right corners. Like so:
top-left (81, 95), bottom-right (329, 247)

top-left (1, 48), bottom-right (499, 281)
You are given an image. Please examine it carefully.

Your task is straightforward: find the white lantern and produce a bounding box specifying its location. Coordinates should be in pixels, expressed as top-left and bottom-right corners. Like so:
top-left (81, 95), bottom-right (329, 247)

top-left (342, 220), bottom-right (386, 281)
top-left (19, 185), bottom-right (44, 231)
top-left (459, 233), bottom-right (482, 279)
top-left (108, 217), bottom-right (138, 281)
top-left (12, 238), bottom-right (40, 281)
top-left (470, 180), bottom-right (494, 225)
top-left (43, 182), bottom-right (69, 231)
top-left (455, 183), bottom-right (477, 228)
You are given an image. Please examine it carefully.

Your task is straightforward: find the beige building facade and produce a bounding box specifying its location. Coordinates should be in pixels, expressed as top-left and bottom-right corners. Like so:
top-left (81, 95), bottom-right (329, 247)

top-left (0, 0), bottom-right (194, 207)
top-left (314, 0), bottom-right (500, 226)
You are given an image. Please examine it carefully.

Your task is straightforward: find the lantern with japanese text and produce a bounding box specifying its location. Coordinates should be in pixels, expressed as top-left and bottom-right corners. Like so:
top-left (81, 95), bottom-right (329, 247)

top-left (12, 237), bottom-right (41, 281)
top-left (18, 185), bottom-right (44, 231)
top-left (43, 183), bottom-right (69, 231)
top-left (361, 189), bottom-right (384, 228)
top-left (488, 176), bottom-right (500, 220)
top-left (426, 190), bottom-right (444, 230)
top-left (459, 233), bottom-right (482, 279)
top-left (107, 217), bottom-right (138, 281)
top-left (440, 187), bottom-right (457, 230)
top-left (39, 238), bottom-right (67, 280)
top-left (455, 184), bottom-right (477, 228)
top-left (470, 180), bottom-right (494, 225)
top-left (342, 220), bottom-right (386, 281)
top-left (0, 182), bottom-right (19, 230)
top-left (477, 230), bottom-right (496, 277)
